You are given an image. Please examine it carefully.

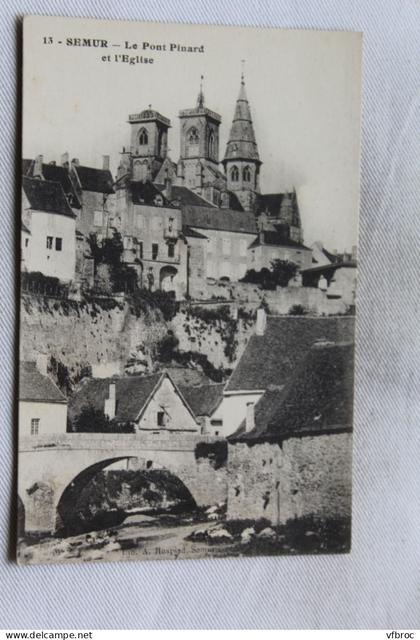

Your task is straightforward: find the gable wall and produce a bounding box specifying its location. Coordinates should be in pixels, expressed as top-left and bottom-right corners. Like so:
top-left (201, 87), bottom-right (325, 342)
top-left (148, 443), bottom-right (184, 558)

top-left (137, 376), bottom-right (199, 432)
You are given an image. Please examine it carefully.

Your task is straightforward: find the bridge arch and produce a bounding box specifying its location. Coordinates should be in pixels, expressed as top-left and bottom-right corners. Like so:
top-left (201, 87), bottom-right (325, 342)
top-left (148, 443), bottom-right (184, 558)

top-left (55, 455), bottom-right (198, 536)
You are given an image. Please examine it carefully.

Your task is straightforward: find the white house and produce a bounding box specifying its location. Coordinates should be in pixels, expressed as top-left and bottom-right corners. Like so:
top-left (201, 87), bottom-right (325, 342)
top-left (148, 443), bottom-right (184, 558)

top-left (19, 358), bottom-right (68, 437)
top-left (22, 176), bottom-right (77, 283)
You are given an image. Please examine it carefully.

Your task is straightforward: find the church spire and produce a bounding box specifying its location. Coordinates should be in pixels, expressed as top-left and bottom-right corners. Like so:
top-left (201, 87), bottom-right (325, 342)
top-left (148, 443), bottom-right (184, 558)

top-left (223, 71), bottom-right (261, 164)
top-left (197, 75), bottom-right (205, 108)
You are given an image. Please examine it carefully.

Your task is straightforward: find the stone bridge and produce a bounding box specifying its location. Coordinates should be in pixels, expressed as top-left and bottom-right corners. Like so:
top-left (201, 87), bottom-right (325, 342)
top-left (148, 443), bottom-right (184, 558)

top-left (18, 432), bottom-right (227, 534)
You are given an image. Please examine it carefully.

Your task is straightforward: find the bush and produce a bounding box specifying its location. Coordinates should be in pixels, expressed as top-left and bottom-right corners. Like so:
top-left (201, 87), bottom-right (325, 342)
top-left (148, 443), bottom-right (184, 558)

top-left (129, 288), bottom-right (178, 321)
top-left (155, 330), bottom-right (180, 362)
top-left (240, 260), bottom-right (298, 290)
top-left (195, 440), bottom-right (228, 469)
top-left (73, 405), bottom-right (134, 433)
top-left (89, 232), bottom-right (138, 294)
top-left (288, 304), bottom-right (307, 315)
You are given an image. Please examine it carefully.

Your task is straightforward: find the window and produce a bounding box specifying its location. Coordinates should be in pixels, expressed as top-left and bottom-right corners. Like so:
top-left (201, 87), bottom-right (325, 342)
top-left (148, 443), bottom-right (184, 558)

top-left (210, 419), bottom-right (223, 427)
top-left (139, 128), bottom-right (148, 145)
top-left (31, 418), bottom-right (39, 435)
top-left (208, 130), bottom-right (215, 157)
top-left (93, 210), bottom-right (103, 227)
top-left (138, 241), bottom-right (143, 259)
top-left (243, 166), bottom-right (252, 182)
top-left (55, 237), bottom-right (62, 251)
top-left (46, 236), bottom-right (53, 249)
top-left (187, 127), bottom-right (200, 157)
top-left (152, 243), bottom-right (159, 260)
top-left (168, 243), bottom-right (175, 258)
top-left (157, 411), bottom-right (166, 427)
top-left (230, 165), bottom-right (239, 182)
top-left (25, 238), bottom-right (29, 247)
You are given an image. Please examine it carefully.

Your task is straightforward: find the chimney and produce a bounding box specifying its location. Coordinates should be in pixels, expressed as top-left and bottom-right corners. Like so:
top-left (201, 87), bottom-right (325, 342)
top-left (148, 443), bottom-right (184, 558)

top-left (164, 176), bottom-right (172, 200)
top-left (255, 307), bottom-right (267, 336)
top-left (245, 402), bottom-right (255, 433)
top-left (61, 152), bottom-right (69, 168)
top-left (36, 353), bottom-right (48, 376)
top-left (104, 382), bottom-right (116, 420)
top-left (103, 155), bottom-right (110, 171)
top-left (33, 155), bottom-right (44, 179)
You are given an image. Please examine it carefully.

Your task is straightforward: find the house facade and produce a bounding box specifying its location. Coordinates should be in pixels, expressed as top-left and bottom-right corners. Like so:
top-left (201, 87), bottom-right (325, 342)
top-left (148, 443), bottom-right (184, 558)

top-left (247, 231), bottom-right (312, 272)
top-left (21, 176), bottom-right (77, 283)
top-left (19, 359), bottom-right (68, 437)
top-left (69, 371), bottom-right (199, 433)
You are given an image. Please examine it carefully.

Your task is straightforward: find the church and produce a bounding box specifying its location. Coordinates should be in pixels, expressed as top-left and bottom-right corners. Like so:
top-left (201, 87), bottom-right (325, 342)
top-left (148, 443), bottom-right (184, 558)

top-left (21, 74), bottom-right (311, 299)
top-left (111, 73), bottom-right (310, 299)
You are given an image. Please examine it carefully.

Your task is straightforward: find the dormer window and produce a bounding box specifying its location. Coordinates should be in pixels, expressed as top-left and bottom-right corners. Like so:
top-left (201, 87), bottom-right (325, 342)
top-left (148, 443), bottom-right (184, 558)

top-left (139, 128), bottom-right (148, 146)
top-left (230, 165), bottom-right (239, 182)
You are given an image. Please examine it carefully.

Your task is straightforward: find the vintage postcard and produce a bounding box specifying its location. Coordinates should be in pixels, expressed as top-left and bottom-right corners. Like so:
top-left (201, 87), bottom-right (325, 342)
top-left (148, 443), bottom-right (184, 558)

top-left (18, 15), bottom-right (361, 565)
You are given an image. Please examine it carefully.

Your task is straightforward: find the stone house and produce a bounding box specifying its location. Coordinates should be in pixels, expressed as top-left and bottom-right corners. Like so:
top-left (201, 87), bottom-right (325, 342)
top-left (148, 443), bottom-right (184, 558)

top-left (69, 371), bottom-right (199, 433)
top-left (21, 176), bottom-right (77, 283)
top-left (115, 179), bottom-right (188, 298)
top-left (19, 358), bottom-right (68, 437)
top-left (220, 310), bottom-right (355, 437)
top-left (247, 230), bottom-right (312, 273)
top-left (227, 341), bottom-right (354, 525)
top-left (70, 157), bottom-right (115, 240)
top-left (179, 383), bottom-right (224, 435)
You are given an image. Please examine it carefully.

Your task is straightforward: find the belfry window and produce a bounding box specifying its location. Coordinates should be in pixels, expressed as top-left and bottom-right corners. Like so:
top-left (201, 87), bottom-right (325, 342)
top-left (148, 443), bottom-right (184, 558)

top-left (187, 127), bottom-right (200, 157)
top-left (243, 165), bottom-right (251, 182)
top-left (230, 165), bottom-right (239, 182)
top-left (208, 130), bottom-right (215, 157)
top-left (139, 129), bottom-right (148, 146)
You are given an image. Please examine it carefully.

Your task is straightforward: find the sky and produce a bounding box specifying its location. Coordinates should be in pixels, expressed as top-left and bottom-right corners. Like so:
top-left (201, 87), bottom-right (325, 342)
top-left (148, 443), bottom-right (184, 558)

top-left (23, 16), bottom-right (362, 252)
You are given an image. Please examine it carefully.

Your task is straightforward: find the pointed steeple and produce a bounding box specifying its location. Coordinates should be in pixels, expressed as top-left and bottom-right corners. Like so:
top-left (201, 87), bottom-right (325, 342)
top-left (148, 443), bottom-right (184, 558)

top-left (223, 73), bottom-right (261, 164)
top-left (197, 75), bottom-right (205, 109)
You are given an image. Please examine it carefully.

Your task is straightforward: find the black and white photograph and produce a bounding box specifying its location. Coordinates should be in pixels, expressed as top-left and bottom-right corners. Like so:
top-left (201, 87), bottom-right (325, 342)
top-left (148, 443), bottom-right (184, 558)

top-left (17, 15), bottom-right (361, 565)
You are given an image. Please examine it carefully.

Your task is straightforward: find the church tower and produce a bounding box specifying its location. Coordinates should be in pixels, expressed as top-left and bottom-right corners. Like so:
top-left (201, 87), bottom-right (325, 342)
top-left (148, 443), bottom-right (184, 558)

top-left (222, 72), bottom-right (262, 211)
top-left (177, 78), bottom-right (222, 191)
top-left (127, 108), bottom-right (171, 182)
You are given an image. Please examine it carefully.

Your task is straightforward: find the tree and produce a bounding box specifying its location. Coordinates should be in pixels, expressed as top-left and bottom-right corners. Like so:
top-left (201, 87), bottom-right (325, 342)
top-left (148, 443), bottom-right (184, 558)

top-left (73, 405), bottom-right (134, 433)
top-left (270, 259), bottom-right (299, 287)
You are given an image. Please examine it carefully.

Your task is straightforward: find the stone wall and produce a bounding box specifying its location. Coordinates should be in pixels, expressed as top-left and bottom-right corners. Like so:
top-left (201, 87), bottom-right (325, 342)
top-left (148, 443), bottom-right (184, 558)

top-left (227, 432), bottom-right (352, 525)
top-left (20, 295), bottom-right (168, 383)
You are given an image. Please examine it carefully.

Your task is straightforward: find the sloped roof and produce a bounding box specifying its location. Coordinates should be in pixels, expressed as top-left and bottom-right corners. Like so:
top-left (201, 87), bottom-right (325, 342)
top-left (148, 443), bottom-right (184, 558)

top-left (69, 373), bottom-right (163, 423)
top-left (130, 181), bottom-right (173, 207)
top-left (179, 383), bottom-right (224, 417)
top-left (21, 222), bottom-right (31, 234)
top-left (248, 231), bottom-right (311, 250)
top-left (256, 192), bottom-right (301, 228)
top-left (22, 159), bottom-right (81, 208)
top-left (226, 190), bottom-right (245, 212)
top-left (225, 316), bottom-right (355, 392)
top-left (156, 184), bottom-right (216, 208)
top-left (183, 226), bottom-right (208, 239)
top-left (182, 204), bottom-right (257, 234)
top-left (22, 177), bottom-right (75, 218)
top-left (19, 362), bottom-right (66, 403)
top-left (73, 165), bottom-right (114, 194)
top-left (223, 78), bottom-right (260, 164)
top-left (230, 342), bottom-right (354, 442)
